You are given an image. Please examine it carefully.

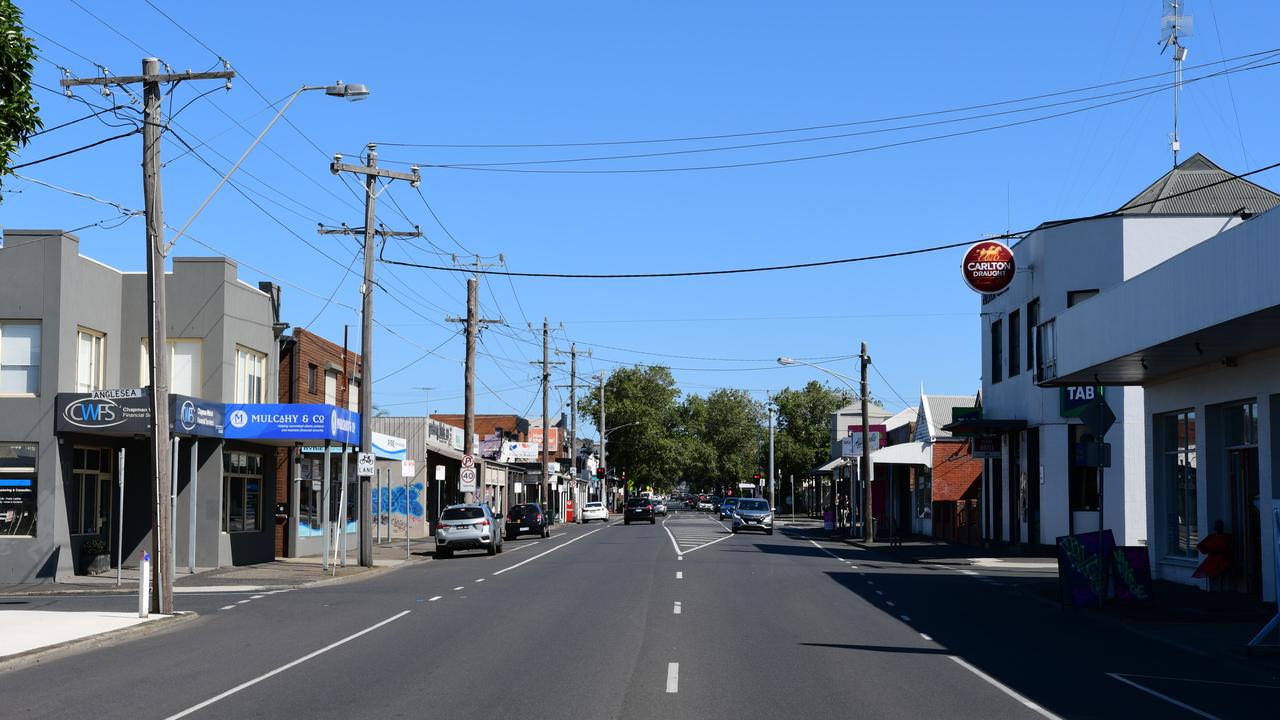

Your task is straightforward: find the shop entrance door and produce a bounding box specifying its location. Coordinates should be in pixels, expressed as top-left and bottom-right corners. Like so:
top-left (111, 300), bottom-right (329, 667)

top-left (1227, 447), bottom-right (1261, 594)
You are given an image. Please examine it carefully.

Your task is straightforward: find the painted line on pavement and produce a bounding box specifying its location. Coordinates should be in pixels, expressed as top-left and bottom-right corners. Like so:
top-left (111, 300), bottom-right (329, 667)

top-left (673, 601), bottom-right (682, 615)
top-left (676, 571), bottom-right (683, 579)
top-left (666, 663), bottom-right (679, 693)
top-left (475, 579), bottom-right (485, 583)
top-left (492, 523), bottom-right (610, 576)
top-left (885, 600), bottom-right (894, 606)
top-left (236, 599), bottom-right (252, 604)
top-left (920, 633), bottom-right (933, 641)
top-left (807, 539), bottom-right (844, 561)
top-left (502, 540), bottom-right (539, 553)
top-left (678, 556), bottom-right (683, 561)
top-left (428, 596), bottom-right (441, 602)
top-left (250, 595), bottom-right (264, 599)
top-left (164, 610), bottom-right (412, 720)
top-left (1113, 673), bottom-right (1280, 689)
top-left (900, 615), bottom-right (911, 622)
top-left (1105, 674), bottom-right (1220, 719)
top-left (452, 587), bottom-right (464, 591)
top-left (219, 605), bottom-right (235, 611)
top-left (875, 590), bottom-right (884, 596)
top-left (949, 655), bottom-right (1062, 720)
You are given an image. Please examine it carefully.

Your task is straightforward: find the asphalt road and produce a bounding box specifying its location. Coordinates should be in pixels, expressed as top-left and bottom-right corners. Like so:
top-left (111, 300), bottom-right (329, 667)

top-left (3, 509), bottom-right (1279, 719)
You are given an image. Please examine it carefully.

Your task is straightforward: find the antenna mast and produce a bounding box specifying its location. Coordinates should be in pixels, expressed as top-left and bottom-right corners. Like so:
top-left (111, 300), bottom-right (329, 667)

top-left (1161, 1), bottom-right (1192, 166)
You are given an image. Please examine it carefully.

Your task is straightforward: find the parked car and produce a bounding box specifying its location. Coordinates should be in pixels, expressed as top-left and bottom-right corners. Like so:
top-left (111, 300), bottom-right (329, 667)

top-left (624, 497), bottom-right (656, 525)
top-left (436, 504), bottom-right (503, 558)
top-left (505, 503), bottom-right (550, 540)
top-left (718, 496), bottom-right (740, 520)
top-left (653, 499), bottom-right (668, 516)
top-left (730, 498), bottom-right (774, 535)
top-left (579, 501), bottom-right (608, 523)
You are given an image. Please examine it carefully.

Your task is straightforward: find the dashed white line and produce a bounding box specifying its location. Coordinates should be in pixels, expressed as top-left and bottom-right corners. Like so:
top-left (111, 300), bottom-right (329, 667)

top-left (250, 595), bottom-right (264, 599)
top-left (452, 586), bottom-right (464, 591)
top-left (920, 633), bottom-right (933, 641)
top-left (676, 571), bottom-right (683, 579)
top-left (900, 615), bottom-right (912, 622)
top-left (673, 601), bottom-right (682, 614)
top-left (164, 611), bottom-right (411, 720)
top-left (475, 579), bottom-right (485, 583)
top-left (428, 595), bottom-right (442, 602)
top-left (1105, 674), bottom-right (1220, 720)
top-left (666, 663), bottom-right (679, 693)
top-left (678, 556), bottom-right (683, 561)
top-left (236, 599), bottom-right (251, 604)
top-left (886, 600), bottom-right (895, 606)
top-left (875, 590), bottom-right (884, 596)
top-left (949, 655), bottom-right (1062, 719)
top-left (219, 605), bottom-right (236, 611)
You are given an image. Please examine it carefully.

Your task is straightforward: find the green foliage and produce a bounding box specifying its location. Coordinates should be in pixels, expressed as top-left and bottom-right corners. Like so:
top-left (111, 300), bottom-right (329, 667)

top-left (0, 0), bottom-right (42, 194)
top-left (772, 381), bottom-right (855, 483)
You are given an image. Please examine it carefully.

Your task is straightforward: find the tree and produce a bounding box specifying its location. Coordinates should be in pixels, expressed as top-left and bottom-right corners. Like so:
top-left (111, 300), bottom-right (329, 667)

top-left (579, 365), bottom-right (683, 494)
top-left (699, 388), bottom-right (763, 493)
top-left (1, 1), bottom-right (41, 194)
top-left (772, 381), bottom-right (854, 485)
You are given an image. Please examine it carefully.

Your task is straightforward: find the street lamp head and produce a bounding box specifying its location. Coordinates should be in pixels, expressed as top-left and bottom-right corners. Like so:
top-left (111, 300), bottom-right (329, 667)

top-left (324, 81), bottom-right (370, 101)
top-left (777, 357), bottom-right (796, 366)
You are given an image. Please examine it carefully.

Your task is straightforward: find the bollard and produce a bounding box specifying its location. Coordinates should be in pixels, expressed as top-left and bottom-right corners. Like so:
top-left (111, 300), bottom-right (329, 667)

top-left (138, 551), bottom-right (151, 618)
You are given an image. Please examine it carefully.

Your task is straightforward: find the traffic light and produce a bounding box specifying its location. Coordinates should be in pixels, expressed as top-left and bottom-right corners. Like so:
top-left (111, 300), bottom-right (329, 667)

top-left (596, 467), bottom-right (606, 479)
top-left (753, 472), bottom-right (762, 481)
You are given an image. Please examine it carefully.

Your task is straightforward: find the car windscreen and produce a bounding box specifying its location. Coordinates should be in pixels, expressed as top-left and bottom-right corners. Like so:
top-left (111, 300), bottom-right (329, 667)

top-left (626, 498), bottom-right (650, 507)
top-left (737, 499), bottom-right (769, 511)
top-left (441, 507), bottom-right (485, 520)
top-left (508, 505), bottom-right (538, 517)
top-left (584, 503), bottom-right (603, 509)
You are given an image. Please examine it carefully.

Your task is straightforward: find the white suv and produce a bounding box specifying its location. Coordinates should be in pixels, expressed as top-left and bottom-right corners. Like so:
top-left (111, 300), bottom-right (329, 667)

top-left (435, 504), bottom-right (503, 558)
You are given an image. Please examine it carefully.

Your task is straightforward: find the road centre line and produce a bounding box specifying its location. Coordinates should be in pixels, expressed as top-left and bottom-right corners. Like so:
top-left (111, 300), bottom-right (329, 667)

top-left (164, 610), bottom-right (412, 720)
top-left (428, 596), bottom-right (441, 602)
top-left (475, 579), bottom-right (485, 583)
top-left (901, 615), bottom-right (912, 622)
top-left (948, 655), bottom-right (1062, 720)
top-left (219, 605), bottom-right (235, 611)
top-left (453, 587), bottom-right (464, 591)
top-left (666, 662), bottom-right (679, 693)
top-left (236, 599), bottom-right (251, 604)
top-left (1105, 674), bottom-right (1220, 719)
top-left (492, 523), bottom-right (610, 576)
top-left (676, 571), bottom-right (683, 579)
top-left (673, 601), bottom-right (682, 614)
top-left (250, 595), bottom-right (264, 599)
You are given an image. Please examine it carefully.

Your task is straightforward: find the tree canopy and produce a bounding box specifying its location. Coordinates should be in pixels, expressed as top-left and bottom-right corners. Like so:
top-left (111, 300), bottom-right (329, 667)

top-left (1, 1), bottom-right (41, 194)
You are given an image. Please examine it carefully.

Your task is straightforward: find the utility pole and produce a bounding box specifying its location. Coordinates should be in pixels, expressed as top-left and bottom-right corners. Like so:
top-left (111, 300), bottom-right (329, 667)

top-left (328, 143), bottom-right (421, 566)
top-left (444, 260), bottom-right (501, 504)
top-left (62, 59), bottom-right (235, 615)
top-left (861, 342), bottom-right (874, 544)
top-left (599, 372), bottom-right (607, 507)
top-left (530, 319), bottom-right (564, 519)
top-left (768, 404), bottom-right (776, 511)
top-left (556, 345), bottom-right (590, 509)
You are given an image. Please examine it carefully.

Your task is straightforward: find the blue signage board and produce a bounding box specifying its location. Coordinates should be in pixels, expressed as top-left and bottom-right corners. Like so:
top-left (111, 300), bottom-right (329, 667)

top-left (170, 394), bottom-right (224, 438)
top-left (1060, 385), bottom-right (1105, 418)
top-left (224, 404), bottom-right (359, 444)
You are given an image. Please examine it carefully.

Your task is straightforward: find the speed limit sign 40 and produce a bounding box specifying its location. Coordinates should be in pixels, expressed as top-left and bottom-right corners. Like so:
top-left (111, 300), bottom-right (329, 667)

top-left (459, 467), bottom-right (477, 493)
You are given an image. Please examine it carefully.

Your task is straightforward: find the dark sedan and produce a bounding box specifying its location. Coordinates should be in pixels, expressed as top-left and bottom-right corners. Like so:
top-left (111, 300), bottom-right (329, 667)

top-left (505, 503), bottom-right (550, 540)
top-left (624, 497), bottom-right (656, 525)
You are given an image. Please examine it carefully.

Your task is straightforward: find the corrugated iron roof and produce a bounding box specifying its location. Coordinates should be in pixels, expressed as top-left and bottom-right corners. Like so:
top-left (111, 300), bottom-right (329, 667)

top-left (1117, 153), bottom-right (1280, 216)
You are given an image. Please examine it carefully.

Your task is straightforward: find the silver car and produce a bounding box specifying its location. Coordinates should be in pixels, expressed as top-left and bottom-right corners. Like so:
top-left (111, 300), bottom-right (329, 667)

top-left (435, 503), bottom-right (503, 558)
top-left (730, 498), bottom-right (774, 535)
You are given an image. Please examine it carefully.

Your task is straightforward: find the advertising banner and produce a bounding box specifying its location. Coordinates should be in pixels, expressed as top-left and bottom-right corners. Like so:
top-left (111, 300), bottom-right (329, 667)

top-left (528, 426), bottom-right (560, 449)
top-left (224, 403), bottom-right (359, 444)
top-left (56, 391), bottom-right (153, 435)
top-left (426, 418), bottom-right (465, 451)
top-left (842, 425), bottom-right (887, 457)
top-left (170, 394), bottom-right (224, 438)
top-left (372, 431), bottom-right (407, 460)
top-left (500, 442), bottom-right (541, 462)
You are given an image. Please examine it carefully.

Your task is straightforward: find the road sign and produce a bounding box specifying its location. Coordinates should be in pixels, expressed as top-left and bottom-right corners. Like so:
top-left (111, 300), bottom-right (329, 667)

top-left (459, 467), bottom-right (477, 492)
top-left (401, 460), bottom-right (416, 478)
top-left (462, 454), bottom-right (475, 468)
top-left (357, 452), bottom-right (375, 477)
top-left (311, 480), bottom-right (322, 492)
top-left (1081, 396), bottom-right (1116, 438)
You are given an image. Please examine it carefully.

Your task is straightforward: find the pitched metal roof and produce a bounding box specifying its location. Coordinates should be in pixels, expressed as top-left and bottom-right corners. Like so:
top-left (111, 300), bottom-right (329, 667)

top-left (917, 394), bottom-right (979, 441)
top-left (1116, 153), bottom-right (1280, 216)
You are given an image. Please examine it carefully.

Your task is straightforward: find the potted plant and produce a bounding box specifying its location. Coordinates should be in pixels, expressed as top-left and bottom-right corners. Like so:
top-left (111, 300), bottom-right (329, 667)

top-left (81, 538), bottom-right (110, 575)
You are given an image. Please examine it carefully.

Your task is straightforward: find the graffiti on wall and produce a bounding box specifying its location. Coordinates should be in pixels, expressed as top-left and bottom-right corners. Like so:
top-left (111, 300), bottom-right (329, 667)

top-left (373, 482), bottom-right (426, 531)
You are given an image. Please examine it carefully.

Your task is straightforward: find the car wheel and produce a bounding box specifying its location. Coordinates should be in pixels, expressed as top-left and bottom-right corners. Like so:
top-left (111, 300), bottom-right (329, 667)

top-left (625, 519), bottom-right (630, 525)
top-left (650, 518), bottom-right (655, 525)
top-left (497, 538), bottom-right (504, 553)
top-left (766, 529), bottom-right (774, 536)
top-left (437, 548), bottom-right (451, 559)
top-left (731, 528), bottom-right (738, 534)
top-left (488, 540), bottom-right (497, 556)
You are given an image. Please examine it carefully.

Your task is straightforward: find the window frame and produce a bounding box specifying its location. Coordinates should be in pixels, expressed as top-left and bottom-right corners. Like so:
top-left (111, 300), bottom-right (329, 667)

top-left (234, 346), bottom-right (267, 403)
top-left (222, 450), bottom-right (263, 533)
top-left (1067, 289), bottom-right (1100, 308)
top-left (990, 319), bottom-right (1003, 384)
top-left (76, 327), bottom-right (107, 393)
top-left (140, 338), bottom-right (202, 397)
top-left (307, 364), bottom-right (318, 394)
top-left (71, 445), bottom-right (113, 535)
top-left (1026, 298), bottom-right (1039, 372)
top-left (1157, 409), bottom-right (1198, 560)
top-left (0, 321), bottom-right (42, 396)
top-left (1008, 308), bottom-right (1021, 379)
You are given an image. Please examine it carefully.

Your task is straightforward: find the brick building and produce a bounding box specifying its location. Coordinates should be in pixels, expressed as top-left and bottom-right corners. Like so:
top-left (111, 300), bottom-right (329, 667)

top-left (274, 328), bottom-right (361, 557)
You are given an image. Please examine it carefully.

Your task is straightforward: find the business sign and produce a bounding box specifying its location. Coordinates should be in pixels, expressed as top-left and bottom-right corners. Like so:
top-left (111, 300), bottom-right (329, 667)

top-left (56, 392), bottom-right (153, 435)
top-left (171, 394), bottom-right (224, 438)
top-left (971, 435), bottom-right (1001, 459)
top-left (426, 418), bottom-right (465, 452)
top-left (961, 240), bottom-right (1016, 294)
top-left (372, 431), bottom-right (407, 460)
top-left (527, 426), bottom-right (560, 449)
top-left (224, 403), bottom-right (359, 444)
top-left (842, 425), bottom-right (887, 457)
top-left (1060, 385), bottom-right (1104, 418)
top-left (478, 435), bottom-right (503, 459)
top-left (500, 442), bottom-right (542, 462)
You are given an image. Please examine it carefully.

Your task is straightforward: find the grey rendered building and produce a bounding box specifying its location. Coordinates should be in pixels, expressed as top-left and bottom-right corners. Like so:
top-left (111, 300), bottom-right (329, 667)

top-left (0, 229), bottom-right (280, 584)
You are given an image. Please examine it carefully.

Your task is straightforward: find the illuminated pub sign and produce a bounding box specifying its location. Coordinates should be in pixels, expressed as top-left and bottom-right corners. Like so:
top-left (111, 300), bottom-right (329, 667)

top-left (961, 240), bottom-right (1016, 294)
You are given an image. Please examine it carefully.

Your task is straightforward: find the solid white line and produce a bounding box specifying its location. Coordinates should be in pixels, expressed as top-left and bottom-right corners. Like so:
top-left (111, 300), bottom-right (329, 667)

top-left (1114, 673), bottom-right (1280, 689)
top-left (666, 662), bottom-right (679, 693)
top-left (949, 655), bottom-right (1062, 720)
top-left (663, 519), bottom-right (683, 557)
top-left (164, 611), bottom-right (411, 720)
top-left (676, 571), bottom-right (683, 579)
top-left (1105, 673), bottom-right (1220, 719)
top-left (428, 596), bottom-right (441, 602)
top-left (492, 523), bottom-right (610, 576)
top-left (219, 605), bottom-right (236, 611)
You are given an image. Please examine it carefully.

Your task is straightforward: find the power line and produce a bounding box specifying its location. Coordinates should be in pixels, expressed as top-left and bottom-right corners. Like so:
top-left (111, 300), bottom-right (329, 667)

top-left (377, 157), bottom-right (1280, 279)
top-left (28, 104), bottom-right (135, 137)
top-left (374, 46), bottom-right (1280, 149)
top-left (376, 329), bottom-right (461, 383)
top-left (11, 129), bottom-right (140, 170)
top-left (69, 0), bottom-right (157, 57)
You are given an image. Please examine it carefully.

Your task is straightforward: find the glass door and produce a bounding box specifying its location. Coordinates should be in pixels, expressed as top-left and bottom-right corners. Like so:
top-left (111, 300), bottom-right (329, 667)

top-left (1227, 447), bottom-right (1261, 595)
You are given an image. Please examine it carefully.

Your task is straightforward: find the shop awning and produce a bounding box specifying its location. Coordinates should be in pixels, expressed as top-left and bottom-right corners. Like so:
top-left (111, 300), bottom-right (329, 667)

top-left (811, 457), bottom-right (848, 474)
top-left (427, 443), bottom-right (465, 462)
top-left (941, 417), bottom-right (1027, 435)
top-left (870, 441), bottom-right (932, 468)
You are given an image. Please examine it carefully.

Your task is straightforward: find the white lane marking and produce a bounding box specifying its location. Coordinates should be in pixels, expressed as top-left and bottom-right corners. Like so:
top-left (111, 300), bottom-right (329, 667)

top-left (164, 611), bottom-right (411, 720)
top-left (666, 662), bottom-right (679, 693)
top-left (452, 586), bottom-right (464, 591)
top-left (1114, 674), bottom-right (1280, 689)
top-left (428, 595), bottom-right (441, 602)
top-left (492, 523), bottom-right (610, 576)
top-left (236, 599), bottom-right (252, 604)
top-left (475, 579), bottom-right (485, 583)
top-left (250, 595), bottom-right (265, 600)
top-left (502, 540), bottom-right (539, 553)
top-left (921, 633), bottom-right (933, 641)
top-left (219, 605), bottom-right (236, 611)
top-left (663, 522), bottom-right (683, 557)
top-left (673, 601), bottom-right (682, 614)
top-left (1105, 674), bottom-right (1220, 719)
top-left (900, 615), bottom-right (912, 622)
top-left (949, 655), bottom-right (1062, 720)
top-left (678, 556), bottom-right (683, 561)
top-left (886, 600), bottom-right (895, 606)
top-left (807, 539), bottom-right (844, 561)
top-left (676, 571), bottom-right (683, 579)
top-left (875, 590), bottom-right (884, 596)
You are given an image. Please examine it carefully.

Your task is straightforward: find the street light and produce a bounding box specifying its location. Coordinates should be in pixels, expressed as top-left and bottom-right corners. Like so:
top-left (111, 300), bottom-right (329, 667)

top-left (166, 81), bottom-right (370, 250)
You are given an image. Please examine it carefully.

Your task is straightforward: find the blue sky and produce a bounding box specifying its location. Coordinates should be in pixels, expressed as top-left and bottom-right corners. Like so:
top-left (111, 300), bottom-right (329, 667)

top-left (7, 1), bottom-right (1280, 436)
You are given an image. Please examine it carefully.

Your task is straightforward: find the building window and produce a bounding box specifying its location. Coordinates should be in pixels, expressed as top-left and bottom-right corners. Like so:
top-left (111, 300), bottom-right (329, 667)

top-left (0, 442), bottom-right (38, 536)
top-left (1223, 400), bottom-right (1259, 447)
top-left (1026, 298), bottom-right (1039, 372)
top-left (222, 451), bottom-right (262, 532)
top-left (0, 322), bottom-right (41, 395)
top-left (347, 378), bottom-right (359, 412)
top-left (76, 328), bottom-right (106, 392)
top-left (1157, 410), bottom-right (1197, 559)
top-left (914, 469), bottom-right (932, 518)
top-left (1008, 309), bottom-right (1021, 378)
top-left (141, 339), bottom-right (202, 397)
top-left (990, 319), bottom-right (1003, 384)
top-left (1067, 289), bottom-right (1099, 308)
top-left (235, 346), bottom-right (267, 403)
top-left (1068, 424), bottom-right (1099, 512)
top-left (324, 369), bottom-right (338, 405)
top-left (307, 364), bottom-right (318, 394)
top-left (72, 446), bottom-right (113, 535)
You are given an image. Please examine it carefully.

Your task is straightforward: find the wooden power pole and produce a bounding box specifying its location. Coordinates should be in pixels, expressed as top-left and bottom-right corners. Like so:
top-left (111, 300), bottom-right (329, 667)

top-left (445, 261), bottom-right (501, 503)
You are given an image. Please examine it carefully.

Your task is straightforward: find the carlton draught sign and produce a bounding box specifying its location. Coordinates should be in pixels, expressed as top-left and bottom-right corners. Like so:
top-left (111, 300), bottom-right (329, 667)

top-left (961, 240), bottom-right (1016, 294)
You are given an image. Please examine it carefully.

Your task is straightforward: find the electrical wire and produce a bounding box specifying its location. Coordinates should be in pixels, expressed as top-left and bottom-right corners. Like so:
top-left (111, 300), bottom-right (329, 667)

top-left (28, 104), bottom-right (134, 137)
top-left (376, 329), bottom-right (462, 383)
top-left (11, 129), bottom-right (140, 170)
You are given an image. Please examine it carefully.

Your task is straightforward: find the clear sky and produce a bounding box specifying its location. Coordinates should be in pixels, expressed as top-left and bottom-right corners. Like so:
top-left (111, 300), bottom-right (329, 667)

top-left (7, 1), bottom-right (1280, 437)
